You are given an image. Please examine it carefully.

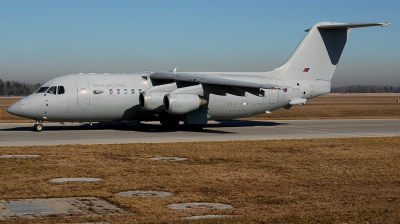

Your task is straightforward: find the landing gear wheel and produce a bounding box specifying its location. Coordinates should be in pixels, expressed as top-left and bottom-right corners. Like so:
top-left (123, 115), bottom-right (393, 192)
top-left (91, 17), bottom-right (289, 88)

top-left (33, 124), bottom-right (43, 132)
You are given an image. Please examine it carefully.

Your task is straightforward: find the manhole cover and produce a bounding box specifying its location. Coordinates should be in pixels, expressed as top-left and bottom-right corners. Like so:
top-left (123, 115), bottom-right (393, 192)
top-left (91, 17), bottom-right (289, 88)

top-left (4, 202), bottom-right (55, 214)
top-left (167, 202), bottom-right (233, 210)
top-left (115, 190), bottom-right (173, 198)
top-left (0, 197), bottom-right (124, 220)
top-left (49, 178), bottom-right (103, 183)
top-left (149, 157), bottom-right (186, 161)
top-left (182, 215), bottom-right (239, 220)
top-left (0, 155), bottom-right (40, 158)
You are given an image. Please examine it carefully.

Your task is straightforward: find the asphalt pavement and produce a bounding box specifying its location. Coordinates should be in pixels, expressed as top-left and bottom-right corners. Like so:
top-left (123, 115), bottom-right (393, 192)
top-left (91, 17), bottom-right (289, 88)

top-left (1, 119), bottom-right (399, 146)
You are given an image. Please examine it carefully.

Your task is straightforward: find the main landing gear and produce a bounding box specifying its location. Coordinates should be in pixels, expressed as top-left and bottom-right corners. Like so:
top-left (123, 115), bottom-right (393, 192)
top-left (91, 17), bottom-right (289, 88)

top-left (33, 120), bottom-right (44, 132)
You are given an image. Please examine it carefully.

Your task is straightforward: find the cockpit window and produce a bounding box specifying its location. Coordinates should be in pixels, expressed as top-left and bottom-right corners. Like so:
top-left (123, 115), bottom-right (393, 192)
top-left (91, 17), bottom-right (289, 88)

top-left (57, 86), bottom-right (65, 94)
top-left (36, 86), bottom-right (65, 94)
top-left (36, 87), bottom-right (49, 93)
top-left (47, 86), bottom-right (57, 95)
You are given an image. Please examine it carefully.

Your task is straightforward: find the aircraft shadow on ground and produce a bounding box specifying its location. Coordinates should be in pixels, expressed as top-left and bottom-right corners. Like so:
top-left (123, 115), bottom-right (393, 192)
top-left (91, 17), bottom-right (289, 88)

top-left (211, 120), bottom-right (282, 127)
top-left (1, 120), bottom-right (283, 133)
top-left (130, 125), bottom-right (233, 134)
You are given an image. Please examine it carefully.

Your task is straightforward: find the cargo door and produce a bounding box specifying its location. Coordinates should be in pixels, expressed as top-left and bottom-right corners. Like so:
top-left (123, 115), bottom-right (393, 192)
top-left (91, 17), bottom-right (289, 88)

top-left (76, 79), bottom-right (90, 106)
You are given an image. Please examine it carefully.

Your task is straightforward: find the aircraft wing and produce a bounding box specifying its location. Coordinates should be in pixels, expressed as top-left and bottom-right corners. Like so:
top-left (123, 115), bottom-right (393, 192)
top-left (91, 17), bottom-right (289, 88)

top-left (150, 71), bottom-right (280, 89)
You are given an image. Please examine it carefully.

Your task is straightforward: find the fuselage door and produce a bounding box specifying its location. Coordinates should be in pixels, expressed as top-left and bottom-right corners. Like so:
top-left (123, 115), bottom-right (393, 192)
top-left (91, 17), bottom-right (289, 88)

top-left (76, 79), bottom-right (90, 106)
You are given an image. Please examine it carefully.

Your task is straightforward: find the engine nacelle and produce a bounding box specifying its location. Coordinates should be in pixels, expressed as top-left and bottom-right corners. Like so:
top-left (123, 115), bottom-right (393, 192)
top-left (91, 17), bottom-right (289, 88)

top-left (139, 91), bottom-right (166, 111)
top-left (163, 94), bottom-right (207, 115)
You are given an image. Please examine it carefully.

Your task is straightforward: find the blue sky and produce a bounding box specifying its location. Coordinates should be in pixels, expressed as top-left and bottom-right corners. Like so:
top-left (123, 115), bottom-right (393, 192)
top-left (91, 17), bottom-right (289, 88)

top-left (0, 0), bottom-right (399, 86)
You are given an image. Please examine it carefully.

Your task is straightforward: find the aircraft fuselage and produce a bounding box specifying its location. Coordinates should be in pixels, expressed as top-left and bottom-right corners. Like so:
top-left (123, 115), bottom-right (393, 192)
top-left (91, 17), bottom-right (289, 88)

top-left (12, 72), bottom-right (319, 123)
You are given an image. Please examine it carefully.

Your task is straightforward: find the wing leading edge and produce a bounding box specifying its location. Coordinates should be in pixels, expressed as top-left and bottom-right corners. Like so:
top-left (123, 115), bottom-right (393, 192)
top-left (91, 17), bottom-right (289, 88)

top-left (150, 71), bottom-right (280, 89)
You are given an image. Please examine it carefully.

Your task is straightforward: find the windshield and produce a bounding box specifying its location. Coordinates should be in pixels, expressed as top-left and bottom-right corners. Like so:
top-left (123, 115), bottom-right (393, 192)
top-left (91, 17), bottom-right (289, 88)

top-left (46, 86), bottom-right (57, 94)
top-left (36, 87), bottom-right (49, 93)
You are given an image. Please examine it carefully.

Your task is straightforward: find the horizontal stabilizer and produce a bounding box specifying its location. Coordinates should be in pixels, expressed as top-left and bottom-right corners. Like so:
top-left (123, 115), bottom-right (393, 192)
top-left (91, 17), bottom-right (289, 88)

top-left (305, 22), bottom-right (392, 31)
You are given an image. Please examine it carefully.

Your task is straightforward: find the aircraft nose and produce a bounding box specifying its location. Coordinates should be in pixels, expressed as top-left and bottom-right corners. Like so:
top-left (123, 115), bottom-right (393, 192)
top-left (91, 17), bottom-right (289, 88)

top-left (7, 100), bottom-right (23, 116)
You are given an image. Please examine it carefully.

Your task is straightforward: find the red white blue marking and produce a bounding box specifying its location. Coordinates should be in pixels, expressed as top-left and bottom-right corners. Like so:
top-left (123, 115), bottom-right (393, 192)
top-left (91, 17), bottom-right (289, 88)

top-left (303, 68), bottom-right (310, 72)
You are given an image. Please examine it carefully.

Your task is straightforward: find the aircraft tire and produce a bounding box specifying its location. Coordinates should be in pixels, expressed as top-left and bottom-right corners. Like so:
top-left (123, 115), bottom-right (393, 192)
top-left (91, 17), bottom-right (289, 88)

top-left (33, 124), bottom-right (43, 132)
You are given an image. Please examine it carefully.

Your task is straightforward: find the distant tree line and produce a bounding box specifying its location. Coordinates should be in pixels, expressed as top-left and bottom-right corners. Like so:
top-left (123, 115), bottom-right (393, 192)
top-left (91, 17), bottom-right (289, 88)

top-left (331, 85), bottom-right (400, 93)
top-left (0, 79), bottom-right (42, 96)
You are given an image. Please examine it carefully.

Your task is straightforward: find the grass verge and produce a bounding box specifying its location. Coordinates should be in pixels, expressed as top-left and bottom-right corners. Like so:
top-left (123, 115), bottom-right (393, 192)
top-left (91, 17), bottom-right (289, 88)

top-left (0, 137), bottom-right (399, 223)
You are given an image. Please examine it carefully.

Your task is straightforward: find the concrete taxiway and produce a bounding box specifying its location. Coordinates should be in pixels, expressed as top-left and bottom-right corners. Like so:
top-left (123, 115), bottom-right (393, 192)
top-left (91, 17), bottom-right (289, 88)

top-left (1, 119), bottom-right (399, 146)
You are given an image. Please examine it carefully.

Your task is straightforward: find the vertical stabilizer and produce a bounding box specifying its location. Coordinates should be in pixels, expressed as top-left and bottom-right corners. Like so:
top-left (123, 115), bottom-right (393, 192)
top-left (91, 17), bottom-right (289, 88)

top-left (275, 22), bottom-right (391, 81)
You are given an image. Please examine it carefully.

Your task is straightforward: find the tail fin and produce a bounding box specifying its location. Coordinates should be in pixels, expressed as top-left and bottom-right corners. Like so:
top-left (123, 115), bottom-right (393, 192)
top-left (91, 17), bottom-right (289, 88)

top-left (275, 22), bottom-right (391, 81)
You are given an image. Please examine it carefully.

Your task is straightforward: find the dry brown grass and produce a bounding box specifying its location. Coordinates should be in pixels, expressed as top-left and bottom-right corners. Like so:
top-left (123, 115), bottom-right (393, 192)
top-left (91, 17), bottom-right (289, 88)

top-left (2, 94), bottom-right (400, 123)
top-left (1, 137), bottom-right (400, 223)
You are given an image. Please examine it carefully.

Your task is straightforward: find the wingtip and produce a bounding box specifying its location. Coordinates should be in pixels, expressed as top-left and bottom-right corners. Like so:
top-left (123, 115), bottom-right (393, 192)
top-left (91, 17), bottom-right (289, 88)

top-left (381, 22), bottom-right (393, 27)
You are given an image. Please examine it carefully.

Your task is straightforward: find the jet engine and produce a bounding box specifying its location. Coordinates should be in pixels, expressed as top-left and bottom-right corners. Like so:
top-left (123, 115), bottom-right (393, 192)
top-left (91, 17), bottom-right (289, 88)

top-left (163, 94), bottom-right (207, 115)
top-left (139, 91), bottom-right (166, 111)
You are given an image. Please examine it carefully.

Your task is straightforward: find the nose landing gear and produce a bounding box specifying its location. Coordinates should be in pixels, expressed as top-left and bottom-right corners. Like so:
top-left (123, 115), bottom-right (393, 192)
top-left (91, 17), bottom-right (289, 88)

top-left (33, 120), bottom-right (44, 132)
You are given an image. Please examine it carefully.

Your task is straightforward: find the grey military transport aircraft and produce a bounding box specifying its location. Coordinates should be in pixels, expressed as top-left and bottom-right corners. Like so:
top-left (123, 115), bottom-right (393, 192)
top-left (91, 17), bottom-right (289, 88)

top-left (7, 22), bottom-right (391, 132)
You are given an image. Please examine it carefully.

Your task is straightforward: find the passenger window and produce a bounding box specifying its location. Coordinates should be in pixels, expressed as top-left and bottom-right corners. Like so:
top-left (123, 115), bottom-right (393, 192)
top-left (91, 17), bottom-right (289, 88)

top-left (47, 86), bottom-right (57, 95)
top-left (57, 86), bottom-right (65, 94)
top-left (36, 87), bottom-right (49, 93)
top-left (124, 89), bottom-right (128, 94)
top-left (109, 89), bottom-right (113, 94)
top-left (138, 89), bottom-right (142, 93)
top-left (117, 89), bottom-right (120, 94)
top-left (131, 89), bottom-right (135, 94)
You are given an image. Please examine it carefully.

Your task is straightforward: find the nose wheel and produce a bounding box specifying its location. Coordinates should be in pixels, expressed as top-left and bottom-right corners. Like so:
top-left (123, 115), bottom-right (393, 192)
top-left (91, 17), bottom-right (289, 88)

top-left (33, 121), bottom-right (44, 132)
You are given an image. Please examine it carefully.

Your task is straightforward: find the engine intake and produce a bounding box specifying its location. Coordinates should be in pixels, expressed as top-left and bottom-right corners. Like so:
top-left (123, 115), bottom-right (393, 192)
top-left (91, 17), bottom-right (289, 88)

top-left (163, 94), bottom-right (207, 115)
top-left (139, 91), bottom-right (166, 111)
